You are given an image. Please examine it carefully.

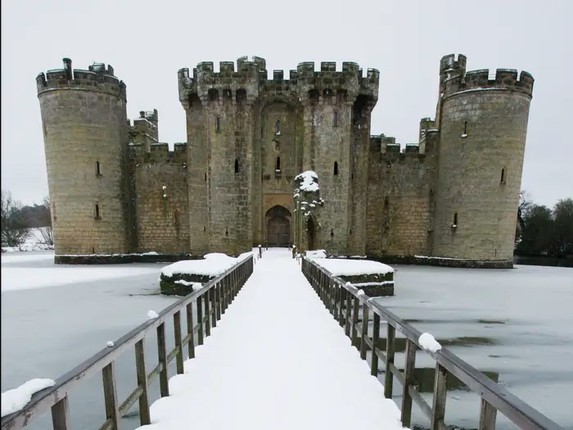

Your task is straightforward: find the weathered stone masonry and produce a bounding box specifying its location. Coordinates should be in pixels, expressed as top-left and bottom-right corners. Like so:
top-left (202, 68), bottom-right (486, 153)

top-left (36, 54), bottom-right (533, 267)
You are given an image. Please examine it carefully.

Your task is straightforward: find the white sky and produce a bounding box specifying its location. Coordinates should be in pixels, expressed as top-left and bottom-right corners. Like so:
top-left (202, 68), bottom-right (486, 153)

top-left (2, 0), bottom-right (572, 208)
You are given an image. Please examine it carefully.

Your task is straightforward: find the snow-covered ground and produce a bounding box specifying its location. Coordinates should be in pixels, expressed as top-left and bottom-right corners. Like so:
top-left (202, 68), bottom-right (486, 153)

top-left (1, 247), bottom-right (571, 429)
top-left (1, 227), bottom-right (54, 253)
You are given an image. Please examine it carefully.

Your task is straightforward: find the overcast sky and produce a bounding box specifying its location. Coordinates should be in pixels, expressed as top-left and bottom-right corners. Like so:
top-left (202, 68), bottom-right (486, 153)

top-left (2, 0), bottom-right (571, 208)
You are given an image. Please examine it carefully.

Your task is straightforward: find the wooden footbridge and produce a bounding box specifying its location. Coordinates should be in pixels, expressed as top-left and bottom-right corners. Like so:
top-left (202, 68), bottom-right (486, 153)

top-left (1, 249), bottom-right (563, 430)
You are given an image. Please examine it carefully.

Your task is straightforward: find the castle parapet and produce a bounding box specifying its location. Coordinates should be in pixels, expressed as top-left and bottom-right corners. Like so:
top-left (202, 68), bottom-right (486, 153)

top-left (130, 142), bottom-right (188, 164)
top-left (179, 58), bottom-right (378, 107)
top-left (36, 58), bottom-right (126, 100)
top-left (440, 54), bottom-right (534, 98)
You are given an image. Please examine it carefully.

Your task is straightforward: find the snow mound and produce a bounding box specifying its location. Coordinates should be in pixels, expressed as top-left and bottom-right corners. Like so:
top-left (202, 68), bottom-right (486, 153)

top-left (161, 253), bottom-right (242, 278)
top-left (418, 332), bottom-right (442, 353)
top-left (1, 378), bottom-right (55, 417)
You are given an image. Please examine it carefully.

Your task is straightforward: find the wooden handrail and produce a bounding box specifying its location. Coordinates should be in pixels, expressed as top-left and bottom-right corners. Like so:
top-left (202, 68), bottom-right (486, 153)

top-left (301, 256), bottom-right (563, 430)
top-left (1, 255), bottom-right (254, 430)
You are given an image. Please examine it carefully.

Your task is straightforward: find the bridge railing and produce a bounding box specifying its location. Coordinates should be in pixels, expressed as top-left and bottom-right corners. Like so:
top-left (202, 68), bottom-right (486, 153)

top-left (1, 255), bottom-right (254, 430)
top-left (301, 256), bottom-right (563, 430)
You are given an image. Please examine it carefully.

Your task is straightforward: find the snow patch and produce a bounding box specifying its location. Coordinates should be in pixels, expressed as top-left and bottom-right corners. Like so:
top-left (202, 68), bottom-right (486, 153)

top-left (147, 310), bottom-right (159, 320)
top-left (419, 332), bottom-right (442, 353)
top-left (1, 378), bottom-right (55, 417)
top-left (314, 259), bottom-right (394, 276)
top-left (161, 253), bottom-right (243, 278)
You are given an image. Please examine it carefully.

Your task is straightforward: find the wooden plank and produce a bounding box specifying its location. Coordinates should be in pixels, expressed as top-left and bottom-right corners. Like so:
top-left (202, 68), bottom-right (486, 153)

top-left (186, 303), bottom-right (195, 359)
top-left (401, 339), bottom-right (417, 427)
top-left (479, 398), bottom-right (497, 430)
top-left (384, 324), bottom-right (396, 399)
top-left (156, 323), bottom-right (169, 397)
top-left (205, 290), bottom-right (212, 336)
top-left (134, 339), bottom-right (150, 425)
top-left (210, 287), bottom-right (217, 329)
top-left (197, 296), bottom-right (204, 345)
top-left (351, 297), bottom-right (359, 349)
top-left (360, 303), bottom-right (369, 360)
top-left (408, 384), bottom-right (433, 420)
top-left (337, 285), bottom-right (344, 326)
top-left (173, 311), bottom-right (184, 374)
top-left (118, 385), bottom-right (143, 417)
top-left (344, 289), bottom-right (351, 337)
top-left (51, 396), bottom-right (70, 430)
top-left (371, 313), bottom-right (380, 377)
top-left (101, 363), bottom-right (120, 430)
top-left (431, 363), bottom-right (448, 430)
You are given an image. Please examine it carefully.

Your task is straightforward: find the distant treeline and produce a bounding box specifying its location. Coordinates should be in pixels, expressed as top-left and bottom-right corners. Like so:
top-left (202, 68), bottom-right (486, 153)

top-left (14, 203), bottom-right (51, 228)
top-left (515, 196), bottom-right (573, 259)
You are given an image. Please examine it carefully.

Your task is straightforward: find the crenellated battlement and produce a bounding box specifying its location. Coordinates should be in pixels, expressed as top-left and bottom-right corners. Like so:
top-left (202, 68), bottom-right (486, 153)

top-left (440, 54), bottom-right (534, 98)
top-left (36, 58), bottom-right (126, 100)
top-left (369, 133), bottom-right (435, 159)
top-left (130, 142), bottom-right (188, 164)
top-left (178, 57), bottom-right (379, 106)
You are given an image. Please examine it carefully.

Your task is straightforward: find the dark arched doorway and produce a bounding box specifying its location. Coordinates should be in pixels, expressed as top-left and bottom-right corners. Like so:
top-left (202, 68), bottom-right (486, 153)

top-left (266, 206), bottom-right (291, 247)
top-left (307, 217), bottom-right (316, 250)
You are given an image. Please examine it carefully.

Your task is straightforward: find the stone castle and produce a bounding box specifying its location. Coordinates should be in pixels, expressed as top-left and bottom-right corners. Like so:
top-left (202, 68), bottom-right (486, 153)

top-left (36, 54), bottom-right (534, 267)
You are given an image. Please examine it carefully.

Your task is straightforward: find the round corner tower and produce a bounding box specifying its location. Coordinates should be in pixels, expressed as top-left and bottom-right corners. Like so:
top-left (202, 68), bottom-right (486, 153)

top-left (431, 54), bottom-right (534, 266)
top-left (37, 58), bottom-right (132, 256)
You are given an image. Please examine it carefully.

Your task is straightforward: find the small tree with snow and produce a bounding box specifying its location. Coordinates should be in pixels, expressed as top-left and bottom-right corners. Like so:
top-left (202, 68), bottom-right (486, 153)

top-left (293, 171), bottom-right (324, 251)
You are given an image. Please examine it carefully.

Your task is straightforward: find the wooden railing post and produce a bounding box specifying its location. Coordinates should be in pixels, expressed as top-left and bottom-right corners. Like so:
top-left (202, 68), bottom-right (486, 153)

top-left (431, 363), bottom-right (448, 430)
top-left (134, 339), bottom-right (151, 425)
top-left (344, 289), bottom-right (351, 337)
top-left (102, 362), bottom-right (120, 429)
top-left (479, 398), bottom-right (497, 430)
top-left (197, 296), bottom-right (204, 345)
top-left (371, 313), bottom-right (380, 377)
top-left (205, 290), bottom-right (211, 337)
top-left (222, 277), bottom-right (229, 313)
top-left (337, 285), bottom-right (344, 326)
top-left (157, 323), bottom-right (169, 397)
top-left (173, 311), bottom-right (184, 374)
top-left (351, 296), bottom-right (360, 349)
top-left (360, 301), bottom-right (369, 360)
top-left (384, 324), bottom-right (395, 399)
top-left (186, 302), bottom-right (195, 359)
top-left (210, 287), bottom-right (217, 329)
top-left (51, 396), bottom-right (70, 430)
top-left (401, 339), bottom-right (417, 427)
top-left (215, 282), bottom-right (222, 321)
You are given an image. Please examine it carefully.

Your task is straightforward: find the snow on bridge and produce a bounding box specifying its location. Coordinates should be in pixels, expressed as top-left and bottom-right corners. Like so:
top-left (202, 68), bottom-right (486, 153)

top-left (137, 248), bottom-right (407, 430)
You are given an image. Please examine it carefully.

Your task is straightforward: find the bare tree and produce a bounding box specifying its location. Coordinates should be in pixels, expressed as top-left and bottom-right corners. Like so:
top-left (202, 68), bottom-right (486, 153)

top-left (1, 190), bottom-right (28, 248)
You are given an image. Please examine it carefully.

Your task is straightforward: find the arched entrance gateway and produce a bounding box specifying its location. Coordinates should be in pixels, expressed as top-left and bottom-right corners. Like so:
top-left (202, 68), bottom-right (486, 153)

top-left (265, 206), bottom-right (291, 247)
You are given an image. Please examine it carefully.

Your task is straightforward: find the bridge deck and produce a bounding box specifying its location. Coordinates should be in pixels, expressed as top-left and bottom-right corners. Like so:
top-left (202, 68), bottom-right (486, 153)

top-left (139, 248), bottom-right (405, 430)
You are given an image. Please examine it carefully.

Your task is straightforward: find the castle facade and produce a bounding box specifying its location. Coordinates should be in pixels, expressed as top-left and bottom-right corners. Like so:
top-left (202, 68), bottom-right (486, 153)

top-left (36, 54), bottom-right (534, 267)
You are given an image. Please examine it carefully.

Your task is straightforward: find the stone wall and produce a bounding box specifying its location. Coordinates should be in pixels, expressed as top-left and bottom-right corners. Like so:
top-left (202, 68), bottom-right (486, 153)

top-left (366, 133), bottom-right (438, 258)
top-left (131, 143), bottom-right (189, 253)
